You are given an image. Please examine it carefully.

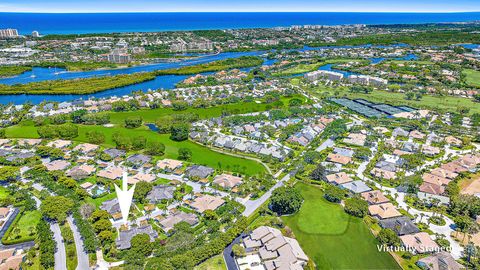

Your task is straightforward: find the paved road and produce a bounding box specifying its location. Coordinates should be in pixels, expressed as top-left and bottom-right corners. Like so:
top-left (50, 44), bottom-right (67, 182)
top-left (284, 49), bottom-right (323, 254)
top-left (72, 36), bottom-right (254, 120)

top-left (50, 222), bottom-right (67, 270)
top-left (223, 234), bottom-right (244, 270)
top-left (67, 216), bottom-right (90, 270)
top-left (315, 138), bottom-right (334, 152)
top-left (242, 174), bottom-right (290, 217)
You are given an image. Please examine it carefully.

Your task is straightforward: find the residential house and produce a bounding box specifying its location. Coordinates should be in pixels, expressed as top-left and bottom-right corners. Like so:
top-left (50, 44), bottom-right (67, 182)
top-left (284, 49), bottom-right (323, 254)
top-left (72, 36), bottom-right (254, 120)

top-left (416, 251), bottom-right (465, 270)
top-left (326, 153), bottom-right (352, 165)
top-left (185, 165), bottom-right (214, 179)
top-left (128, 173), bottom-right (156, 184)
top-left (159, 211), bottom-right (199, 232)
top-left (368, 202), bottom-right (402, 219)
top-left (126, 154), bottom-right (151, 168)
top-left (188, 194), bottom-right (225, 213)
top-left (103, 148), bottom-right (126, 159)
top-left (157, 159), bottom-right (183, 172)
top-left (44, 160), bottom-right (70, 171)
top-left (213, 173), bottom-right (243, 189)
top-left (371, 168), bottom-right (396, 180)
top-left (392, 127), bottom-right (409, 137)
top-left (326, 172), bottom-right (352, 185)
top-left (340, 180), bottom-right (371, 194)
top-left (418, 182), bottom-right (450, 205)
top-left (46, 139), bottom-right (71, 149)
top-left (97, 166), bottom-right (123, 180)
top-left (361, 190), bottom-right (390, 205)
top-left (0, 248), bottom-right (25, 270)
top-left (146, 185), bottom-right (175, 203)
top-left (116, 225), bottom-right (158, 250)
top-left (240, 226), bottom-right (308, 270)
top-left (73, 143), bottom-right (99, 153)
top-left (379, 216), bottom-right (420, 236)
top-left (445, 136), bottom-right (462, 147)
top-left (422, 145), bottom-right (441, 157)
top-left (422, 173), bottom-right (451, 187)
top-left (66, 164), bottom-right (96, 180)
top-left (400, 232), bottom-right (439, 254)
top-left (343, 133), bottom-right (366, 146)
top-left (100, 198), bottom-right (121, 219)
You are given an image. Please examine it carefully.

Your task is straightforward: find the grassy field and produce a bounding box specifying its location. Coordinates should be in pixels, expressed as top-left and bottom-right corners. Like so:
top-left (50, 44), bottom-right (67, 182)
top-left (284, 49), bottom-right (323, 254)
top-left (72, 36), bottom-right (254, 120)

top-left (309, 84), bottom-right (480, 115)
top-left (5, 123), bottom-right (265, 175)
top-left (107, 97), bottom-right (299, 125)
top-left (282, 183), bottom-right (400, 270)
top-left (0, 186), bottom-right (9, 200)
top-left (463, 69), bottom-right (480, 88)
top-left (273, 63), bottom-right (324, 76)
top-left (4, 210), bottom-right (41, 243)
top-left (194, 255), bottom-right (226, 270)
top-left (61, 223), bottom-right (78, 270)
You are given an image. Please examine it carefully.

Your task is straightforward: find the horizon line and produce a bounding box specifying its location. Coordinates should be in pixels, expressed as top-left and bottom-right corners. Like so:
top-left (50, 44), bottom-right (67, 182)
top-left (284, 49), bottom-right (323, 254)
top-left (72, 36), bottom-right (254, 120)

top-left (2, 11), bottom-right (480, 14)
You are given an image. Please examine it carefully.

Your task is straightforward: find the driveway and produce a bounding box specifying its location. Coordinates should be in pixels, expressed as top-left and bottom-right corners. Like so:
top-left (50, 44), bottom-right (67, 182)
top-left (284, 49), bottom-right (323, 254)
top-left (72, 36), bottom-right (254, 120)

top-left (67, 216), bottom-right (90, 270)
top-left (242, 174), bottom-right (290, 217)
top-left (223, 234), bottom-right (244, 270)
top-left (50, 222), bottom-right (67, 270)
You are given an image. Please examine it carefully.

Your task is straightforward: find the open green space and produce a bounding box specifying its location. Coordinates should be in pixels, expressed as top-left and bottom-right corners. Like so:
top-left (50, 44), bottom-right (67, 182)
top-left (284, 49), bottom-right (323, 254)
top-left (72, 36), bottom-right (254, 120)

top-left (273, 63), bottom-right (324, 76)
top-left (463, 69), bottom-right (480, 88)
top-left (155, 56), bottom-right (263, 75)
top-left (309, 84), bottom-right (480, 115)
top-left (0, 66), bottom-right (32, 78)
top-left (5, 123), bottom-right (265, 175)
top-left (0, 186), bottom-right (9, 200)
top-left (194, 254), bottom-right (226, 270)
top-left (282, 183), bottom-right (400, 270)
top-left (0, 72), bottom-right (156, 95)
top-left (3, 210), bottom-right (41, 244)
top-left (108, 96), bottom-right (298, 125)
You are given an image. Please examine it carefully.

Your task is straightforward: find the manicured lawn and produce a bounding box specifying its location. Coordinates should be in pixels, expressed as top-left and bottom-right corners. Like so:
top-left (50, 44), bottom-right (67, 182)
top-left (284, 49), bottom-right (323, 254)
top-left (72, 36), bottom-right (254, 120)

top-left (5, 123), bottom-right (265, 176)
top-left (194, 254), bottom-right (226, 270)
top-left (107, 96), bottom-right (301, 125)
top-left (4, 210), bottom-right (41, 243)
top-left (310, 84), bottom-right (480, 114)
top-left (463, 69), bottom-right (480, 88)
top-left (0, 186), bottom-right (9, 200)
top-left (273, 63), bottom-right (324, 76)
top-left (282, 183), bottom-right (400, 270)
top-left (86, 192), bottom-right (117, 208)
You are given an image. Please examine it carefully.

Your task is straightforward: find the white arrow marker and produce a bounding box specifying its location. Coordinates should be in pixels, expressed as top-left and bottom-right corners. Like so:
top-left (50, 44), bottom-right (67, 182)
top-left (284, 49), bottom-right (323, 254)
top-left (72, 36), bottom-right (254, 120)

top-left (114, 172), bottom-right (135, 225)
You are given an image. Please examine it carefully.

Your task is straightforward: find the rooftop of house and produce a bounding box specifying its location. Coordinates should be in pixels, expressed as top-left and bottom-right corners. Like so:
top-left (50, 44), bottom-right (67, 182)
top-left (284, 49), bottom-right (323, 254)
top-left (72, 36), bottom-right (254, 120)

top-left (379, 216), bottom-right (420, 236)
top-left (213, 173), bottom-right (243, 189)
top-left (400, 232), bottom-right (439, 254)
top-left (146, 185), bottom-right (175, 203)
top-left (417, 251), bottom-right (465, 270)
top-left (242, 226), bottom-right (308, 270)
top-left (368, 202), bottom-right (402, 219)
top-left (188, 194), bottom-right (225, 213)
top-left (361, 190), bottom-right (390, 205)
top-left (159, 211), bottom-right (199, 232)
top-left (326, 172), bottom-right (352, 185)
top-left (116, 225), bottom-right (158, 250)
top-left (341, 180), bottom-right (371, 194)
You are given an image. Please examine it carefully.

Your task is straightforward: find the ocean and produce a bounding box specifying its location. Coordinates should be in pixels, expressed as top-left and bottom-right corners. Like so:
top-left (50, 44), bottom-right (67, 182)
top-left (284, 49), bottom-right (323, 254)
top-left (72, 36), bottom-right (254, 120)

top-left (1, 12), bottom-right (480, 35)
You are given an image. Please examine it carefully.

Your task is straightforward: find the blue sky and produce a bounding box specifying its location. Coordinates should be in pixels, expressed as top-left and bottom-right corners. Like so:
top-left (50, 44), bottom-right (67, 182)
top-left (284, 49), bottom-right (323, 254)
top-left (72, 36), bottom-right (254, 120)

top-left (1, 0), bottom-right (479, 13)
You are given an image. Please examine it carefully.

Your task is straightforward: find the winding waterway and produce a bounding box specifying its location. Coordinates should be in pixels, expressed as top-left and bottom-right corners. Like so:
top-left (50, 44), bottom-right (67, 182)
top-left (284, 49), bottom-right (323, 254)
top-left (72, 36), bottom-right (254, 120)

top-left (0, 45), bottom-right (416, 104)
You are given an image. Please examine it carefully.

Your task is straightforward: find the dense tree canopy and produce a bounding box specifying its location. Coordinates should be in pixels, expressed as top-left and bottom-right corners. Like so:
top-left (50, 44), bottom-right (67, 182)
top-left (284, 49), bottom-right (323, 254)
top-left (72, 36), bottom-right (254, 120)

top-left (270, 186), bottom-right (303, 215)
